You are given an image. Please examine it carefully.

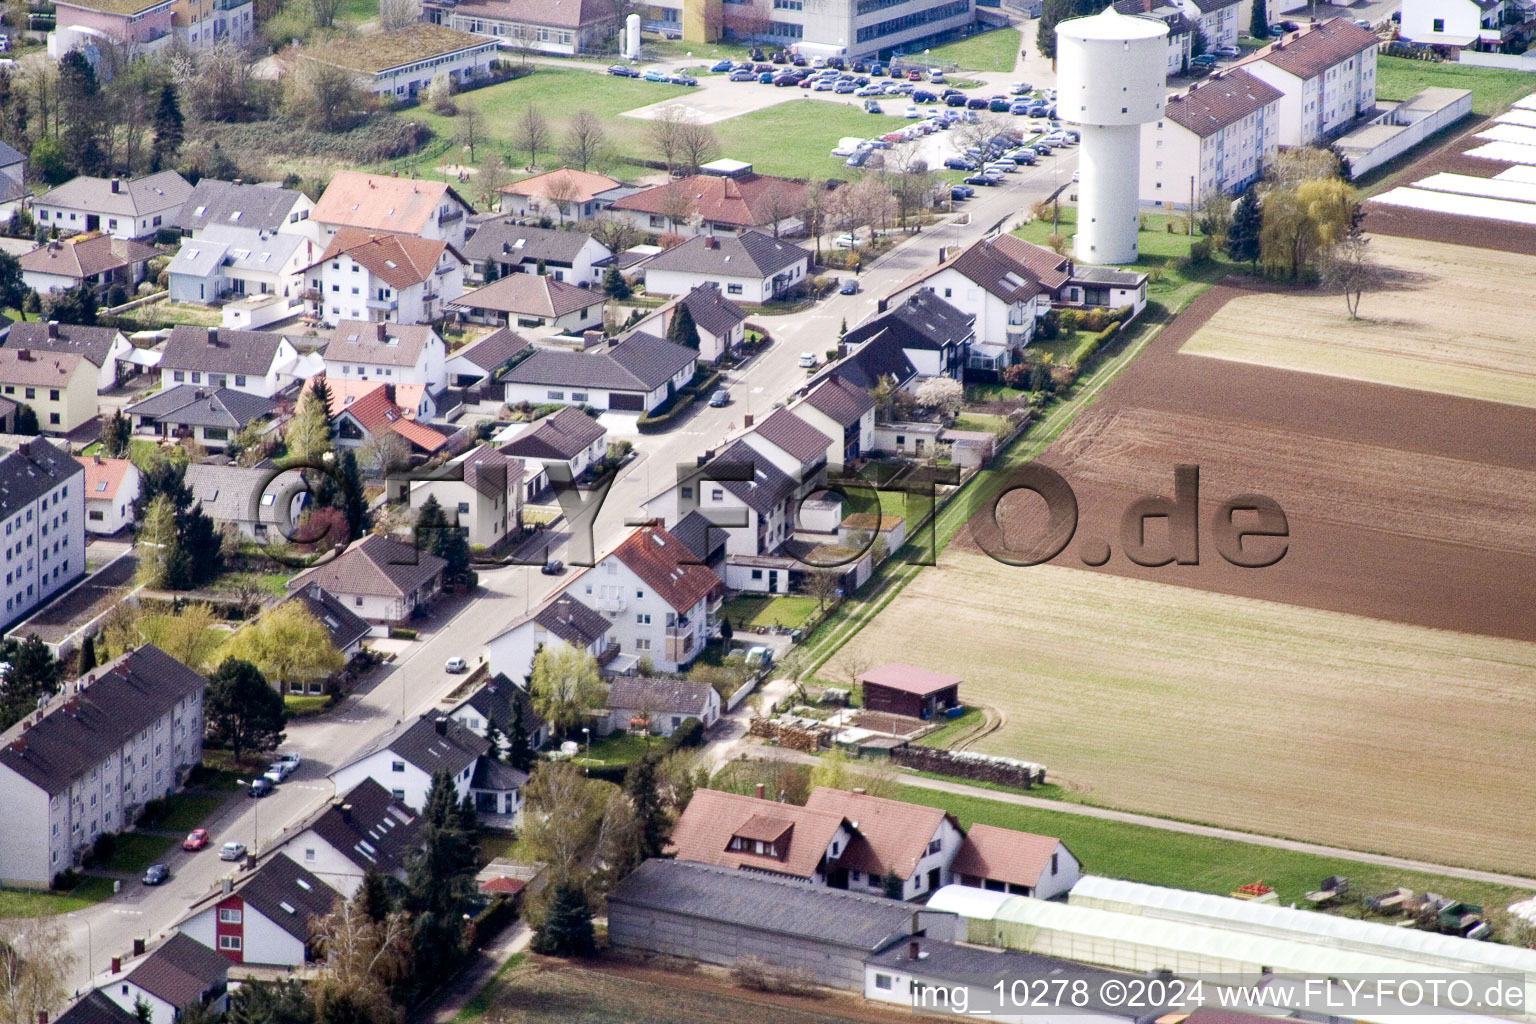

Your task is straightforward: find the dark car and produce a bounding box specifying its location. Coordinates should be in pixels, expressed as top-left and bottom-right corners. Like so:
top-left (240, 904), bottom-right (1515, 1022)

top-left (729, 69), bottom-right (755, 81)
top-left (988, 97), bottom-right (1011, 112)
top-left (950, 184), bottom-right (975, 200)
top-left (774, 73), bottom-right (797, 86)
top-left (1010, 150), bottom-right (1036, 165)
top-left (798, 77), bottom-right (814, 87)
top-left (943, 156), bottom-right (974, 170)
top-left (963, 174), bottom-right (1002, 186)
top-left (143, 864), bottom-right (169, 885)
top-left (607, 64), bottom-right (639, 77)
top-left (754, 62), bottom-right (774, 73)
top-left (708, 388), bottom-right (730, 407)
top-left (839, 277), bottom-right (860, 294)
top-left (710, 58), bottom-right (733, 72)
top-left (869, 62), bottom-right (887, 76)
top-left (966, 97), bottom-right (989, 110)
top-left (771, 51), bottom-right (787, 63)
top-left (733, 60), bottom-right (753, 70)
top-left (670, 74), bottom-right (697, 86)
top-left (790, 54), bottom-right (807, 66)
top-left (750, 46), bottom-right (765, 60)
top-left (541, 559), bottom-right (565, 575)
top-left (827, 56), bottom-right (845, 69)
top-left (1279, 19), bottom-right (1300, 30)
top-left (945, 94), bottom-right (967, 108)
top-left (852, 60), bottom-right (868, 72)
top-left (913, 89), bottom-right (937, 103)
top-left (249, 777), bottom-right (274, 798)
top-left (1033, 142), bottom-right (1052, 156)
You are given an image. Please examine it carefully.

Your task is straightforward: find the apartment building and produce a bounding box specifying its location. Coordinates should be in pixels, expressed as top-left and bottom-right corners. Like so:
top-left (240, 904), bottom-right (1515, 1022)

top-left (1241, 19), bottom-right (1379, 146)
top-left (0, 439), bottom-right (86, 624)
top-left (1142, 69), bottom-right (1283, 208)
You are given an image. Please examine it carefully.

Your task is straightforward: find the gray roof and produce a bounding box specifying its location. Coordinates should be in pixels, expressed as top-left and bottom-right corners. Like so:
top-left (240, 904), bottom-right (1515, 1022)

top-left (709, 439), bottom-right (797, 517)
top-left (182, 463), bottom-right (297, 527)
top-left (608, 858), bottom-right (923, 952)
top-left (304, 778), bottom-right (421, 876)
top-left (802, 374), bottom-right (875, 427)
top-left (57, 993), bottom-right (138, 1024)
top-left (0, 140), bottom-right (23, 168)
top-left (499, 406), bottom-right (605, 461)
top-left (125, 933), bottom-right (230, 1008)
top-left (463, 222), bottom-right (607, 266)
top-left (291, 534), bottom-right (447, 600)
top-left (176, 179), bottom-right (309, 233)
top-left (167, 227), bottom-right (308, 279)
top-left (534, 591), bottom-right (611, 648)
top-left (829, 334), bottom-right (918, 392)
top-left (2, 322), bottom-right (123, 369)
top-left (845, 291), bottom-right (973, 352)
top-left (679, 283), bottom-right (747, 338)
top-left (605, 676), bottom-right (715, 717)
top-left (37, 171), bottom-right (193, 218)
top-left (0, 437), bottom-right (84, 520)
top-left (338, 712), bottom-right (488, 781)
top-left (0, 646), bottom-right (207, 795)
top-left (283, 583), bottom-right (372, 651)
top-left (458, 674), bottom-right (545, 736)
top-left (470, 756), bottom-right (528, 792)
top-left (161, 325), bottom-right (291, 377)
top-left (127, 385), bottom-right (277, 430)
top-left (233, 854), bottom-right (338, 942)
top-left (450, 327), bottom-right (531, 373)
top-left (1072, 265), bottom-right (1149, 287)
top-left (668, 509), bottom-right (728, 563)
top-left (324, 321), bottom-right (439, 370)
top-left (502, 332), bottom-right (695, 393)
top-left (643, 230), bottom-right (810, 279)
top-left (752, 408), bottom-right (831, 467)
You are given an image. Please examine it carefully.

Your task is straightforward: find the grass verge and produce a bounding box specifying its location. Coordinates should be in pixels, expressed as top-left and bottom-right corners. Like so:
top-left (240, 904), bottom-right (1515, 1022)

top-left (1376, 54), bottom-right (1535, 116)
top-left (719, 594), bottom-right (818, 631)
top-left (0, 877), bottom-right (115, 918)
top-left (923, 27), bottom-right (1021, 73)
top-left (452, 952), bottom-right (527, 1024)
top-left (104, 833), bottom-right (175, 873)
top-left (158, 794), bottom-right (227, 833)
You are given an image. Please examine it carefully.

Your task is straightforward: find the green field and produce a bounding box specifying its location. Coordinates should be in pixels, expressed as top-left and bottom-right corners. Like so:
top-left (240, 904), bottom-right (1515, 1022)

top-left (923, 27), bottom-right (1021, 73)
top-left (713, 101), bottom-right (907, 181)
top-left (719, 594), bottom-right (818, 630)
top-left (1376, 54), bottom-right (1535, 115)
top-left (0, 877), bottom-right (115, 918)
top-left (644, 36), bottom-right (756, 63)
top-left (894, 785), bottom-right (1534, 920)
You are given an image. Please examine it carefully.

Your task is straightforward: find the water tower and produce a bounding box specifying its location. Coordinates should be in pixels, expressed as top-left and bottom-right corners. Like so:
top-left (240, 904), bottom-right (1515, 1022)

top-left (1056, 8), bottom-right (1168, 264)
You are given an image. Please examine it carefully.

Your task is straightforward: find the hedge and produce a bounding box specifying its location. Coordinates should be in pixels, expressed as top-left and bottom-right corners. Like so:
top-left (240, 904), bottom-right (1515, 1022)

top-left (389, 627), bottom-right (419, 640)
top-left (666, 717), bottom-right (705, 751)
top-left (682, 368), bottom-right (722, 397)
top-left (636, 391), bottom-right (696, 433)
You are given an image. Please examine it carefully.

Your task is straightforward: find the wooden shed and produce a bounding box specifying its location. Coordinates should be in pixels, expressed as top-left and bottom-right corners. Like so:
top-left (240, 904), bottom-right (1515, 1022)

top-left (857, 663), bottom-right (961, 720)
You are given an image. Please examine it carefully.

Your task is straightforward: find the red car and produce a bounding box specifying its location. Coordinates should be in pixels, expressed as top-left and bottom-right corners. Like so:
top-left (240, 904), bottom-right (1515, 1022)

top-left (907, 69), bottom-right (923, 81)
top-left (183, 828), bottom-right (210, 851)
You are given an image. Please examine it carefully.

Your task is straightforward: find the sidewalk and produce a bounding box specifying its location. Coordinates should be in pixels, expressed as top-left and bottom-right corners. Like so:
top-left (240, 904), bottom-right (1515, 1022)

top-left (419, 922), bottom-right (532, 1024)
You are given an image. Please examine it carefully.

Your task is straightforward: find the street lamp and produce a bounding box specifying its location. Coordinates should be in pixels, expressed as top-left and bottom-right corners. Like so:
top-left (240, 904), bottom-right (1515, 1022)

top-left (235, 780), bottom-right (260, 855)
top-left (581, 727), bottom-right (591, 758)
top-left (67, 912), bottom-right (93, 982)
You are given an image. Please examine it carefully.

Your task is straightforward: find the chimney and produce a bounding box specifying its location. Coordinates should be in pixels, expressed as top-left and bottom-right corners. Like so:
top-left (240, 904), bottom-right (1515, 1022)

top-left (8, 738), bottom-right (23, 755)
top-left (908, 941), bottom-right (920, 960)
top-left (340, 804), bottom-right (352, 824)
top-left (93, 454), bottom-right (103, 465)
top-left (704, 236), bottom-right (718, 249)
top-left (110, 178), bottom-right (121, 193)
top-left (582, 329), bottom-right (603, 350)
top-left (45, 320), bottom-right (58, 339)
top-left (38, 1012), bottom-right (47, 1024)
top-left (15, 349), bottom-right (29, 361)
top-left (937, 246), bottom-right (947, 263)
top-left (754, 783), bottom-right (766, 799)
top-left (743, 413), bottom-right (754, 429)
top-left (111, 957), bottom-right (122, 975)
top-left (132, 939), bottom-right (145, 957)
top-left (383, 383), bottom-right (396, 404)
top-left (435, 717), bottom-right (448, 736)
top-left (221, 878), bottom-right (233, 894)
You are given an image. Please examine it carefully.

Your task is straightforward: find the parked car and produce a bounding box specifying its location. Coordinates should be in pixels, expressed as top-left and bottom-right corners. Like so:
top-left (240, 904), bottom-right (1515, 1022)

top-left (839, 277), bottom-right (860, 294)
top-left (798, 352), bottom-right (818, 368)
top-left (1278, 19), bottom-right (1300, 30)
top-left (1032, 142), bottom-right (1053, 156)
top-left (963, 174), bottom-right (1001, 186)
top-left (250, 777), bottom-right (275, 797)
top-left (220, 842), bottom-right (247, 861)
top-left (1010, 81), bottom-right (1033, 95)
top-left (642, 69), bottom-right (668, 82)
top-left (708, 388), bottom-right (730, 407)
top-left (771, 50), bottom-right (787, 63)
top-left (907, 69), bottom-right (923, 81)
top-left (774, 73), bottom-right (797, 86)
top-left (1010, 102), bottom-right (1032, 115)
top-left (183, 828), bottom-right (210, 851)
top-left (944, 156), bottom-right (977, 170)
top-left (277, 752), bottom-right (301, 770)
top-left (541, 559), bottom-right (565, 575)
top-left (834, 80), bottom-right (858, 93)
top-left (1072, 169), bottom-right (1081, 182)
top-left (1190, 53), bottom-right (1217, 67)
top-left (869, 62), bottom-right (886, 75)
top-left (750, 46), bottom-right (765, 60)
top-left (950, 184), bottom-right (975, 200)
top-left (903, 104), bottom-right (920, 118)
top-left (262, 764), bottom-right (285, 785)
top-left (812, 78), bottom-right (834, 91)
top-left (1353, 17), bottom-right (1372, 28)
top-left (670, 74), bottom-right (697, 86)
top-left (811, 56), bottom-right (827, 68)
top-left (729, 69), bottom-right (755, 81)
top-left (928, 70), bottom-right (945, 84)
top-left (710, 58), bottom-right (734, 72)
top-left (445, 656), bottom-right (469, 674)
top-left (863, 99), bottom-right (884, 113)
top-left (855, 84), bottom-right (883, 96)
top-left (143, 864), bottom-right (169, 886)
top-left (608, 64), bottom-right (641, 77)
top-left (1009, 150), bottom-right (1036, 165)
top-left (845, 149), bottom-right (873, 167)
top-left (966, 97), bottom-right (989, 110)
top-left (913, 89), bottom-right (937, 103)
top-left (267, 759), bottom-right (296, 781)
top-left (828, 56), bottom-right (846, 69)
top-left (945, 93), bottom-right (968, 108)
top-left (791, 54), bottom-right (807, 66)
top-left (799, 77), bottom-right (815, 88)
top-left (987, 97), bottom-right (1010, 112)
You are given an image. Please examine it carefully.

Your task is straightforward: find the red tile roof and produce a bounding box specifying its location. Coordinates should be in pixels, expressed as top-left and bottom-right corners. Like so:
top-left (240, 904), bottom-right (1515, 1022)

top-left (949, 823), bottom-right (1065, 888)
top-left (310, 229), bottom-right (457, 289)
top-left (667, 788), bottom-right (850, 879)
top-left (499, 168), bottom-right (620, 203)
top-left (1164, 69), bottom-right (1283, 138)
top-left (479, 876), bottom-right (527, 895)
top-left (856, 662), bottom-right (962, 696)
top-left (328, 382), bottom-right (448, 453)
top-left (20, 234), bottom-right (156, 280)
top-left (450, 273), bottom-right (599, 318)
top-left (611, 174), bottom-right (808, 230)
top-left (75, 456), bottom-right (135, 501)
top-left (803, 787), bottom-right (955, 880)
top-left (611, 523), bottom-right (721, 614)
top-left (1247, 18), bottom-right (1379, 81)
top-left (312, 172), bottom-right (470, 237)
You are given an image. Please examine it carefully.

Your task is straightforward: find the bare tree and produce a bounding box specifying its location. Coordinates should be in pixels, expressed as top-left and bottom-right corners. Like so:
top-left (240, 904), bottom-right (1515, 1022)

top-left (648, 104), bottom-right (691, 174)
top-left (803, 181), bottom-right (831, 261)
top-left (0, 918), bottom-right (74, 1024)
top-left (675, 120), bottom-right (720, 176)
top-left (657, 181), bottom-right (696, 233)
top-left (759, 179), bottom-right (809, 240)
top-left (880, 143), bottom-right (935, 229)
top-left (831, 649), bottom-right (870, 690)
top-left (285, 59), bottom-right (370, 131)
top-left (802, 569), bottom-right (842, 612)
top-left (507, 23), bottom-right (538, 65)
top-left (561, 109), bottom-right (607, 172)
top-left (512, 103), bottom-right (549, 170)
top-left (360, 432), bottom-right (412, 476)
top-left (587, 212), bottom-right (640, 254)
top-left (542, 173), bottom-right (579, 224)
top-left (309, 0), bottom-right (342, 28)
top-left (454, 100), bottom-right (485, 163)
top-left (424, 70), bottom-right (457, 115)
top-left (1320, 227), bottom-right (1379, 320)
top-left (378, 0), bottom-right (419, 29)
top-left (849, 174), bottom-right (895, 240)
top-left (476, 152), bottom-right (512, 208)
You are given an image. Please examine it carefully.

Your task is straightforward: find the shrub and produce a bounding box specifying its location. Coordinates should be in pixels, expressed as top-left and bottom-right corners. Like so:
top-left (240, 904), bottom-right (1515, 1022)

top-left (52, 868), bottom-right (82, 891)
top-left (1188, 237), bottom-right (1214, 264)
top-left (1056, 308), bottom-right (1080, 332)
top-left (1000, 363), bottom-right (1031, 390)
top-left (389, 627), bottom-right (419, 640)
top-left (667, 716), bottom-right (705, 751)
top-left (89, 832), bottom-right (118, 867)
top-left (137, 797), bottom-right (169, 828)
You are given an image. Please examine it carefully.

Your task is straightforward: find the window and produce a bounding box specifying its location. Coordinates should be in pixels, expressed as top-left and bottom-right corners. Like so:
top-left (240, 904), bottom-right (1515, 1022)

top-left (570, 391), bottom-right (588, 402)
top-left (711, 489), bottom-right (723, 501)
top-left (23, 388), bottom-right (32, 399)
top-left (235, 375), bottom-right (246, 387)
top-left (635, 638), bottom-right (651, 651)
top-left (1432, 17), bottom-right (1444, 30)
top-left (392, 760), bottom-right (406, 772)
top-left (392, 789), bottom-right (405, 800)
top-left (726, 284), bottom-right (743, 295)
top-left (49, 413), bottom-right (59, 425)
top-left (751, 569), bottom-right (763, 580)
top-left (218, 936), bottom-right (242, 951)
top-left (875, 974), bottom-right (893, 991)
top-left (49, 390), bottom-right (59, 401)
top-left (305, 848), bottom-right (316, 861)
top-left (546, 390), bottom-right (565, 401)
top-left (1051, 852), bottom-right (1059, 874)
top-left (457, 502), bottom-right (470, 514)
top-left (636, 613), bottom-right (651, 624)
top-left (218, 908), bottom-right (243, 923)
top-left (927, 838), bottom-right (942, 855)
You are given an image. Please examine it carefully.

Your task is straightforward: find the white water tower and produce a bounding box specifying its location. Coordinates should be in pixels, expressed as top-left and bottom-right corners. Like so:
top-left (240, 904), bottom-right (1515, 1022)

top-left (624, 13), bottom-right (641, 60)
top-left (1056, 8), bottom-right (1167, 264)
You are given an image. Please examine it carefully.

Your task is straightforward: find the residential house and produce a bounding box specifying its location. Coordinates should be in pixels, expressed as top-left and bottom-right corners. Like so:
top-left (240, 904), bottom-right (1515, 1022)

top-left (404, 443), bottom-right (524, 548)
top-left (573, 523), bottom-right (723, 672)
top-left (642, 231), bottom-right (812, 304)
top-left (805, 787), bottom-right (966, 901)
top-left (500, 332), bottom-right (697, 414)
top-left (178, 854), bottom-right (338, 966)
top-left (3, 322), bottom-right (134, 393)
top-left (280, 584), bottom-right (372, 685)
top-left (949, 824), bottom-right (1081, 899)
top-left (838, 512), bottom-right (905, 557)
top-left (1175, 0), bottom-right (1242, 52)
top-left (49, 0), bottom-right (176, 59)
top-left (608, 859), bottom-right (951, 993)
top-left (666, 787), bottom-right (858, 885)
top-left (287, 779), bottom-right (422, 896)
top-left (322, 320), bottom-right (447, 392)
top-left (795, 374), bottom-right (876, 470)
top-left (100, 933), bottom-right (230, 1024)
top-left (884, 236), bottom-right (1060, 355)
top-left (609, 167), bottom-right (808, 238)
top-left (497, 406), bottom-right (607, 485)
top-left (290, 534), bottom-right (447, 631)
top-left (125, 386), bottom-right (278, 451)
top-left (484, 592), bottom-right (613, 685)
top-left (846, 291), bottom-right (973, 380)
top-left (33, 172), bottom-right (192, 240)
top-left (301, 24), bottom-right (498, 101)
top-left (305, 230), bottom-right (467, 327)
top-left (76, 455), bottom-right (141, 535)
top-left (741, 407), bottom-right (831, 498)
top-left (0, 645), bottom-right (204, 886)
top-left (181, 463), bottom-right (306, 544)
top-left (176, 179), bottom-right (319, 245)
top-left (642, 283), bottom-right (747, 364)
top-left (425, 0), bottom-right (620, 57)
top-left (496, 168), bottom-right (623, 221)
top-left (330, 713), bottom-right (526, 820)
top-left (1114, 0), bottom-right (1195, 75)
top-left (0, 142), bottom-right (22, 189)
top-left (442, 327), bottom-right (531, 388)
top-left (449, 273), bottom-right (604, 333)
top-left (1143, 70), bottom-right (1283, 209)
top-left (1401, 0), bottom-right (1536, 49)
top-left (170, 0), bottom-right (255, 52)
top-left (327, 382), bottom-right (454, 458)
top-left (1240, 19), bottom-right (1379, 146)
top-left (667, 509), bottom-right (728, 577)
top-left (857, 663), bottom-right (961, 719)
top-left (462, 222), bottom-right (612, 285)
top-left (167, 226), bottom-right (318, 308)
top-left (0, 349), bottom-right (99, 434)
top-left (159, 326), bottom-right (309, 398)
top-left (602, 675), bottom-right (721, 737)
top-left (20, 234), bottom-right (156, 299)
top-left (0, 143), bottom-right (22, 219)
top-left (821, 330), bottom-right (917, 392)
top-left (55, 992), bottom-right (142, 1024)
top-left (446, 673), bottom-right (550, 751)
top-left (311, 171), bottom-right (475, 250)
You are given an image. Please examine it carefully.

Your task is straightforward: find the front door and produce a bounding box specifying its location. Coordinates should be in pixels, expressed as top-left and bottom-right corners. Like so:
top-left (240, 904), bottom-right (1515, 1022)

top-left (86, 215), bottom-right (100, 232)
top-left (927, 867), bottom-right (940, 893)
top-left (827, 867), bottom-right (849, 889)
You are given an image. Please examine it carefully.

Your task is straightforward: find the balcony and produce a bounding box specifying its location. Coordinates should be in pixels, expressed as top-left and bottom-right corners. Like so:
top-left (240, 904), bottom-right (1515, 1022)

top-left (597, 595), bottom-right (626, 613)
top-left (438, 209), bottom-right (465, 226)
top-left (664, 626), bottom-right (696, 663)
top-left (366, 296), bottom-right (398, 312)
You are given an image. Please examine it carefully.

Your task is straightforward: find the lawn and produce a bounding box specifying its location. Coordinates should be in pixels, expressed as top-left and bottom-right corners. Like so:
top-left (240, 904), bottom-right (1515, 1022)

top-left (1015, 206), bottom-right (1232, 314)
top-left (893, 785), bottom-right (1535, 925)
top-left (0, 877), bottom-right (115, 918)
top-left (207, 570), bottom-right (295, 597)
top-left (712, 101), bottom-right (908, 182)
top-left (284, 695), bottom-right (330, 717)
top-left (136, 615), bottom-right (225, 669)
top-left (966, 382), bottom-right (1027, 403)
top-left (923, 27), bottom-right (1020, 73)
top-left (116, 300), bottom-right (221, 328)
top-left (1031, 328), bottom-right (1099, 366)
top-left (379, 69), bottom-right (694, 181)
top-left (718, 594), bottom-right (818, 631)
top-left (644, 36), bottom-right (756, 63)
top-left (951, 412), bottom-right (1008, 434)
top-left (157, 794), bottom-right (227, 833)
top-left (574, 730), bottom-right (665, 766)
top-left (336, 0), bottom-right (375, 24)
top-left (104, 833), bottom-right (175, 873)
top-left (1376, 54), bottom-right (1535, 116)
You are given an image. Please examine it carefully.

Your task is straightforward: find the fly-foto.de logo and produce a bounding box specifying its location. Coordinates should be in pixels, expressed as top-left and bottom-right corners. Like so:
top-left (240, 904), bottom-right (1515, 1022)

top-left (966, 463), bottom-right (1290, 569)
